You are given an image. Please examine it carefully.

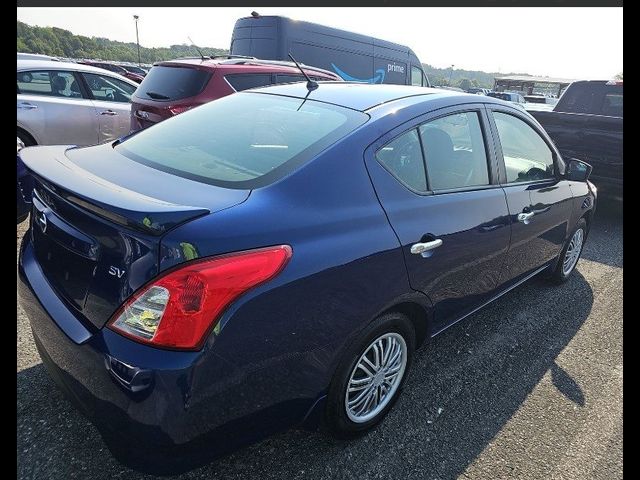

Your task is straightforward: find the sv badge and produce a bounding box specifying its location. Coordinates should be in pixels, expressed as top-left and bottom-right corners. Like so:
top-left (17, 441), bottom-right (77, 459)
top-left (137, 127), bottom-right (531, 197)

top-left (108, 266), bottom-right (126, 278)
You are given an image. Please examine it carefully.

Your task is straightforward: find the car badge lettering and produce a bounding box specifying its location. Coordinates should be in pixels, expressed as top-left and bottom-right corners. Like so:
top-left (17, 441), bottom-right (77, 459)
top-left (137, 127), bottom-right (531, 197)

top-left (108, 266), bottom-right (126, 278)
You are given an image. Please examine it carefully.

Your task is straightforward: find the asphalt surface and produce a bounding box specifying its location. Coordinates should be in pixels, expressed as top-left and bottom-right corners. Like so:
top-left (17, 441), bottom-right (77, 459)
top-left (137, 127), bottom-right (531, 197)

top-left (17, 200), bottom-right (623, 480)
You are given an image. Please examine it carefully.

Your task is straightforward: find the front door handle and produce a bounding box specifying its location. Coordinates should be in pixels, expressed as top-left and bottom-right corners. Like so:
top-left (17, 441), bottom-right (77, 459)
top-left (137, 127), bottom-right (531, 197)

top-left (517, 211), bottom-right (535, 224)
top-left (99, 110), bottom-right (118, 116)
top-left (410, 239), bottom-right (443, 255)
top-left (17, 102), bottom-right (38, 110)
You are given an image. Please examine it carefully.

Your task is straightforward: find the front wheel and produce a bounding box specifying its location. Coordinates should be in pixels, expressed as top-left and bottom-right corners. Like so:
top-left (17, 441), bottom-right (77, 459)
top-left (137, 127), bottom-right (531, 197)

top-left (325, 312), bottom-right (415, 437)
top-left (549, 218), bottom-right (587, 283)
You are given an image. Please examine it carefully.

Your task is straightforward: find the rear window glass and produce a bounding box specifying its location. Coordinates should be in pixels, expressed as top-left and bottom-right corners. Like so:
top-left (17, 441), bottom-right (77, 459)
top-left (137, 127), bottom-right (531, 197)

top-left (134, 65), bottom-right (211, 101)
top-left (116, 93), bottom-right (368, 188)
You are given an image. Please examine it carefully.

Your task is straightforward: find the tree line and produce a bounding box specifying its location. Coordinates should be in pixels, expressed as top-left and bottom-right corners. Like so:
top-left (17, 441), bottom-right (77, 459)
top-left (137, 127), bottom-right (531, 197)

top-left (17, 21), bottom-right (227, 64)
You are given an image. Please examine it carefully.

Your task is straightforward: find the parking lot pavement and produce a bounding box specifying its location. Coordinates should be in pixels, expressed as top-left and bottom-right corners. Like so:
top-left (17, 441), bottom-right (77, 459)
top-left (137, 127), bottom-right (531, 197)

top-left (17, 201), bottom-right (623, 480)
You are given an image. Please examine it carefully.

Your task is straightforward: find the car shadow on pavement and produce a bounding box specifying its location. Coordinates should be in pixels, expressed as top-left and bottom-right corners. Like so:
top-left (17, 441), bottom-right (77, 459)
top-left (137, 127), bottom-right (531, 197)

top-left (17, 267), bottom-right (594, 479)
top-left (580, 198), bottom-right (622, 269)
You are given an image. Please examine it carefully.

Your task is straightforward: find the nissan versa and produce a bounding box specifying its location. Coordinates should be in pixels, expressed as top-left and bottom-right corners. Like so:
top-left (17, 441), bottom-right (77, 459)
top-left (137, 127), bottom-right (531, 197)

top-left (18, 82), bottom-right (596, 471)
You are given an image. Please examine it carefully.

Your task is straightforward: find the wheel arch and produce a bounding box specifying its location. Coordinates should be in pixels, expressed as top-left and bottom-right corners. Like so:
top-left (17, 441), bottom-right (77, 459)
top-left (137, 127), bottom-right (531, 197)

top-left (17, 125), bottom-right (37, 146)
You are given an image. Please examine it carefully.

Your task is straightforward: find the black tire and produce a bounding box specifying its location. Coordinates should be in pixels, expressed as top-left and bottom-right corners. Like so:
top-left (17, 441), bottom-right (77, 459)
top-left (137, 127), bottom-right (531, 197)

top-left (325, 311), bottom-right (415, 437)
top-left (549, 218), bottom-right (587, 284)
top-left (17, 128), bottom-right (36, 147)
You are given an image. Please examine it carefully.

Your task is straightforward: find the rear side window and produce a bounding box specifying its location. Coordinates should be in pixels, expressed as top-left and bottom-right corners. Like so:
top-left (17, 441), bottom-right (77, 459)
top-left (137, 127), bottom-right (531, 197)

top-left (135, 66), bottom-right (211, 101)
top-left (376, 129), bottom-right (427, 192)
top-left (419, 112), bottom-right (490, 190)
top-left (116, 93), bottom-right (368, 188)
top-left (600, 92), bottom-right (623, 117)
top-left (17, 71), bottom-right (82, 98)
top-left (274, 74), bottom-right (306, 84)
top-left (225, 74), bottom-right (273, 91)
top-left (493, 112), bottom-right (555, 183)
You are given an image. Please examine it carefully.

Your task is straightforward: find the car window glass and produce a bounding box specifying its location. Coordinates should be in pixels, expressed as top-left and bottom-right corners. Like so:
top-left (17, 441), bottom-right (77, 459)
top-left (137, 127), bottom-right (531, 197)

top-left (419, 112), bottom-right (489, 190)
top-left (411, 67), bottom-right (423, 86)
top-left (225, 74), bottom-right (273, 91)
top-left (135, 66), bottom-right (211, 101)
top-left (82, 73), bottom-right (136, 103)
top-left (116, 93), bottom-right (367, 187)
top-left (493, 111), bottom-right (555, 183)
top-left (600, 91), bottom-right (623, 117)
top-left (275, 74), bottom-right (307, 84)
top-left (17, 70), bottom-right (82, 98)
top-left (376, 129), bottom-right (427, 192)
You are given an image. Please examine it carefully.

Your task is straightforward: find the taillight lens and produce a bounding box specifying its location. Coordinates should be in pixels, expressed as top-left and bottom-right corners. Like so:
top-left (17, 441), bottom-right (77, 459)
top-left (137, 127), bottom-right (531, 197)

top-left (108, 245), bottom-right (292, 350)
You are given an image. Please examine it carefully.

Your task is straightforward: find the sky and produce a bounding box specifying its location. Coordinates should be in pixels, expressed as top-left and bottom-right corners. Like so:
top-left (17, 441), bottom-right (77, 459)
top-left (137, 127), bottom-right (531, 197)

top-left (17, 7), bottom-right (623, 79)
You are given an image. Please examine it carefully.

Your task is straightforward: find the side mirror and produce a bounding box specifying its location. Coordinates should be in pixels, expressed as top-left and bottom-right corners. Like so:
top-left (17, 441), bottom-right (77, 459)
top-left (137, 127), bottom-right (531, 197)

top-left (566, 158), bottom-right (592, 182)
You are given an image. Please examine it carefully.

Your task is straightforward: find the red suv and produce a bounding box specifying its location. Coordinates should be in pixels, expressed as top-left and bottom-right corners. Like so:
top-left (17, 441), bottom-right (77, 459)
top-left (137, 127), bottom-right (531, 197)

top-left (129, 56), bottom-right (342, 132)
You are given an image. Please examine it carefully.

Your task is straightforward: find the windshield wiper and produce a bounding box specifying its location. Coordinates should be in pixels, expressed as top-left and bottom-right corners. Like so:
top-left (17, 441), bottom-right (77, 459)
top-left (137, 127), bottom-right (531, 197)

top-left (145, 91), bottom-right (170, 100)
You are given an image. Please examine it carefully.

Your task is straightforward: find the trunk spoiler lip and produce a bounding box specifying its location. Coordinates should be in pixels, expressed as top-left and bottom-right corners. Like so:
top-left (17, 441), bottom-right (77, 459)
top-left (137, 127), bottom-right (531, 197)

top-left (22, 145), bottom-right (211, 236)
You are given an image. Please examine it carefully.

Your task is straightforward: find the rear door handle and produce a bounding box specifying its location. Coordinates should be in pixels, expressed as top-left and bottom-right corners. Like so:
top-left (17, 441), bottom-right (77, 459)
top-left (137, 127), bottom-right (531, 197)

top-left (517, 211), bottom-right (535, 224)
top-left (410, 239), bottom-right (443, 255)
top-left (99, 110), bottom-right (118, 116)
top-left (17, 102), bottom-right (38, 110)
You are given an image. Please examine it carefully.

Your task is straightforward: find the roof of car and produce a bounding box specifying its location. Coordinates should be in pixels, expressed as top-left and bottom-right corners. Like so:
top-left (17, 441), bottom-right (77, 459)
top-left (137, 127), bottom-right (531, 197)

top-left (16, 59), bottom-right (139, 86)
top-left (155, 57), bottom-right (339, 78)
top-left (248, 82), bottom-right (505, 112)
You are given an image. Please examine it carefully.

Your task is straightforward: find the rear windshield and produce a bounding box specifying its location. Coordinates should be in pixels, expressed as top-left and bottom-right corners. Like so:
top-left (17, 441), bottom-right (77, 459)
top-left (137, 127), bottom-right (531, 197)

top-left (116, 92), bottom-right (368, 188)
top-left (134, 65), bottom-right (211, 101)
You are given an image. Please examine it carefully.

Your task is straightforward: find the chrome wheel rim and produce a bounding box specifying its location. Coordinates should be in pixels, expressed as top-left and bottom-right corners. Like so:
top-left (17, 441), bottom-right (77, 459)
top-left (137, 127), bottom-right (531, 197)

top-left (562, 228), bottom-right (584, 276)
top-left (345, 332), bottom-right (407, 424)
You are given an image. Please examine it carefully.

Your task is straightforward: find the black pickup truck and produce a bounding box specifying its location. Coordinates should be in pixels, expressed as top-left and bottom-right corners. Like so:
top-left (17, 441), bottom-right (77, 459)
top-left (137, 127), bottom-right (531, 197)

top-left (528, 80), bottom-right (623, 198)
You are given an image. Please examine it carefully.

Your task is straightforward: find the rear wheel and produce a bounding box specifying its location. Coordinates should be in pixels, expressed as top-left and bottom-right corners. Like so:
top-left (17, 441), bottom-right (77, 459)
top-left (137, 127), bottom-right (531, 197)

top-left (17, 128), bottom-right (36, 147)
top-left (325, 312), bottom-right (415, 437)
top-left (549, 218), bottom-right (587, 283)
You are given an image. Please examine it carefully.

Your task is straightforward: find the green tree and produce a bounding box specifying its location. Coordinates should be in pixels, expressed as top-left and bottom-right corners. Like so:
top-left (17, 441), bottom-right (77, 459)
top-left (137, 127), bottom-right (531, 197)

top-left (17, 21), bottom-right (228, 63)
top-left (615, 72), bottom-right (623, 80)
top-left (457, 78), bottom-right (472, 91)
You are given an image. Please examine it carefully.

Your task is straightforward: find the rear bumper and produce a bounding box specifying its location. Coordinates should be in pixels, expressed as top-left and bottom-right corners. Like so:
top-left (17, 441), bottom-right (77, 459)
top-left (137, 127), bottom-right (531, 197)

top-left (19, 239), bottom-right (199, 448)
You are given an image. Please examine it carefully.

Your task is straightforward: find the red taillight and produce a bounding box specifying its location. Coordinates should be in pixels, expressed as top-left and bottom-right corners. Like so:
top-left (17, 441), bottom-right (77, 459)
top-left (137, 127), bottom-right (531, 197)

top-left (108, 245), bottom-right (292, 350)
top-left (169, 105), bottom-right (192, 116)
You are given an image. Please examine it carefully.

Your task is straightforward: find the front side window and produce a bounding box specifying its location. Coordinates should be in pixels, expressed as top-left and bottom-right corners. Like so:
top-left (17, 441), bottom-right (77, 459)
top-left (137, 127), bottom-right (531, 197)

top-left (411, 66), bottom-right (424, 86)
top-left (82, 73), bottom-right (136, 103)
top-left (17, 70), bottom-right (82, 99)
top-left (493, 111), bottom-right (555, 183)
top-left (419, 112), bottom-right (490, 190)
top-left (116, 93), bottom-right (368, 188)
top-left (376, 129), bottom-right (427, 192)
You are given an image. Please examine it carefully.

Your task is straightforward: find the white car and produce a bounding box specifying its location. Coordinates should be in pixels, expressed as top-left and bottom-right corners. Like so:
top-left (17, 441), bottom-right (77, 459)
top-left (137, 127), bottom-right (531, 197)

top-left (17, 60), bottom-right (138, 147)
top-left (17, 52), bottom-right (60, 61)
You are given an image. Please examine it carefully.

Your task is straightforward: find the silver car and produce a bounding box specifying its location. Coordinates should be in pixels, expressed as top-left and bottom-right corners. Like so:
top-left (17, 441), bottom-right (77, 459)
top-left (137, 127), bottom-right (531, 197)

top-left (17, 60), bottom-right (138, 147)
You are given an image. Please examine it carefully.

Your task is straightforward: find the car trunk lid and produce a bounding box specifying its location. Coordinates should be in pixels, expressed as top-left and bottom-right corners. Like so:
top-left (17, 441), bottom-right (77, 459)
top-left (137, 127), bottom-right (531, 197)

top-left (20, 144), bottom-right (250, 330)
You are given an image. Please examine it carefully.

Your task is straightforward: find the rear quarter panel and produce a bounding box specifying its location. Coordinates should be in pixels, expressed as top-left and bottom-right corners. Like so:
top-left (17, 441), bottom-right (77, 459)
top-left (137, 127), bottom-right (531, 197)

top-left (157, 129), bottom-right (426, 428)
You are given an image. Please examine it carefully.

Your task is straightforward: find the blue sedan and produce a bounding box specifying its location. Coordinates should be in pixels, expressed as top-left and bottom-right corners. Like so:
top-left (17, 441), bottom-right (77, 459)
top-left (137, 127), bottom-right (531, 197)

top-left (18, 83), bottom-right (596, 471)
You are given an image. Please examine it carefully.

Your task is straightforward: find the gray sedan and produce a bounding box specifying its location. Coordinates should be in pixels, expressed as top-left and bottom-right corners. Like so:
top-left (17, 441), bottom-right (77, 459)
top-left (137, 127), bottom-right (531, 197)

top-left (17, 60), bottom-right (138, 147)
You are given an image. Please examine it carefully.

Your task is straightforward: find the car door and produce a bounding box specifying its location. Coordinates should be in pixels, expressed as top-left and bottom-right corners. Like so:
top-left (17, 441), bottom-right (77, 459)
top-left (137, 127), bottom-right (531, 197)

top-left (485, 105), bottom-right (574, 287)
top-left (365, 105), bottom-right (511, 333)
top-left (17, 69), bottom-right (99, 146)
top-left (80, 72), bottom-right (137, 143)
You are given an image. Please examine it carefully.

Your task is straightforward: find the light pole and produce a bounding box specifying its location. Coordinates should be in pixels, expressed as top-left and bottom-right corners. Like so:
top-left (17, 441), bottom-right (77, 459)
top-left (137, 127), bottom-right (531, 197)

top-left (448, 64), bottom-right (455, 86)
top-left (133, 15), bottom-right (141, 66)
